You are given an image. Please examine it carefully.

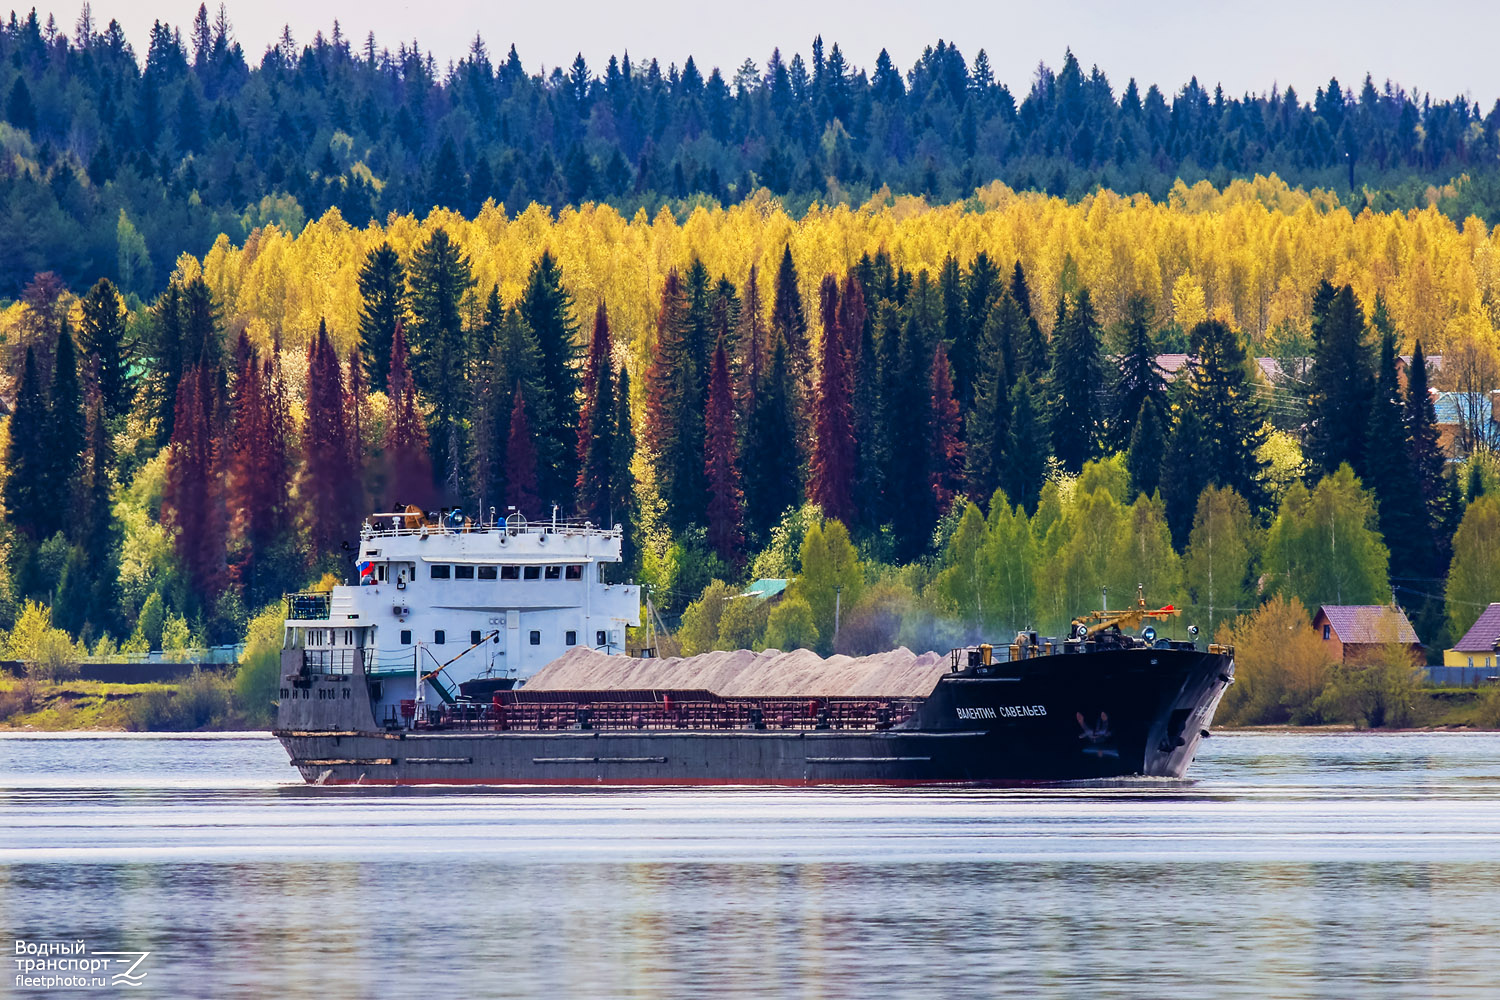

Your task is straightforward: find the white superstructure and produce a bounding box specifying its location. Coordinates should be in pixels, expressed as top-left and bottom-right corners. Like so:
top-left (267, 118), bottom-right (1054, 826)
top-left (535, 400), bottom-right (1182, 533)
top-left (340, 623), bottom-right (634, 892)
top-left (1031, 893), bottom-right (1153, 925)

top-left (283, 509), bottom-right (639, 724)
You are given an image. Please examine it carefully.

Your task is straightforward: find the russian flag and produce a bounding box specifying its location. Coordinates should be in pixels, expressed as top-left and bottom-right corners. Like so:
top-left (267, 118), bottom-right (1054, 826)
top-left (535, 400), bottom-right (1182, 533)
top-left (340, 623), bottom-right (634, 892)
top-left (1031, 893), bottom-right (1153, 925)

top-left (358, 560), bottom-right (376, 585)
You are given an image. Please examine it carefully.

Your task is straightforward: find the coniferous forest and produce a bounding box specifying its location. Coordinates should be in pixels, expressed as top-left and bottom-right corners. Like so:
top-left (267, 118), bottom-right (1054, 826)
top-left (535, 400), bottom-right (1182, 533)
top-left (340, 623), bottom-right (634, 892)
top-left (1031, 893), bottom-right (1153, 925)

top-left (5, 8), bottom-right (1500, 728)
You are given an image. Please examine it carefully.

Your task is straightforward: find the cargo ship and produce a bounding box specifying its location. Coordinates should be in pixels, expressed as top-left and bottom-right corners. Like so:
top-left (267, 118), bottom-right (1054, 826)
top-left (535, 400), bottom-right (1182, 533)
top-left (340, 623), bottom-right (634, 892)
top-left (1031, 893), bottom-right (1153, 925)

top-left (273, 509), bottom-right (1234, 785)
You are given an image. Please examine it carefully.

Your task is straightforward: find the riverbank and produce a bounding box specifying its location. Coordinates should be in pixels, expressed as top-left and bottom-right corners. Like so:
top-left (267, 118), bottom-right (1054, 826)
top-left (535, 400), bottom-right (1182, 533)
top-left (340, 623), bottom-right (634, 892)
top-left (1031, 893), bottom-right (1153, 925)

top-left (3, 675), bottom-right (1496, 733)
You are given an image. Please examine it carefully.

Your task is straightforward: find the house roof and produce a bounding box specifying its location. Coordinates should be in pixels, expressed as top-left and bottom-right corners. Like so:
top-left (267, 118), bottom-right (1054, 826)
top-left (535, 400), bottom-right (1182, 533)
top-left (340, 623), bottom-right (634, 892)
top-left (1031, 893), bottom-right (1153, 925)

top-left (1453, 603), bottom-right (1500, 652)
top-left (742, 578), bottom-right (788, 600)
top-left (1316, 605), bottom-right (1420, 645)
top-left (1432, 391), bottom-right (1496, 426)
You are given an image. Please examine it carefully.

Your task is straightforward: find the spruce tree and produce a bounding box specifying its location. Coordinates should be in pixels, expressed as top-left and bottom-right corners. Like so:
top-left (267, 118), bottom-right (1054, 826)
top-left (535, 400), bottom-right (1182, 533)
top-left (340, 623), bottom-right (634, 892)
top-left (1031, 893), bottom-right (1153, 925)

top-left (77, 278), bottom-right (130, 419)
top-left (770, 244), bottom-right (810, 400)
top-left (301, 321), bottom-right (358, 560)
top-left (3, 348), bottom-right (48, 544)
top-left (357, 241), bottom-right (406, 392)
top-left (930, 342), bottom-right (964, 513)
top-left (45, 320), bottom-right (87, 545)
top-left (809, 273), bottom-right (855, 524)
top-left (505, 383), bottom-right (541, 518)
top-left (577, 302), bottom-right (618, 528)
top-left (644, 270), bottom-right (704, 532)
top-left (1405, 340), bottom-right (1451, 563)
top-left (743, 332), bottom-right (801, 546)
top-left (1127, 399), bottom-right (1166, 499)
top-left (407, 226), bottom-right (476, 496)
top-left (1111, 294), bottom-right (1166, 451)
top-left (162, 365), bottom-right (226, 605)
top-left (1002, 372), bottom-right (1047, 515)
top-left (608, 364), bottom-right (638, 563)
top-left (1183, 319), bottom-right (1268, 511)
top-left (1047, 288), bottom-right (1103, 473)
top-left (1160, 403), bottom-right (1209, 548)
top-left (704, 337), bottom-right (744, 564)
top-left (937, 256), bottom-right (968, 412)
top-left (1363, 326), bottom-right (1428, 583)
top-left (1009, 260), bottom-right (1047, 375)
top-left (520, 250), bottom-right (580, 506)
top-left (383, 324), bottom-right (434, 507)
top-left (1306, 283), bottom-right (1372, 476)
top-left (150, 282), bottom-right (184, 443)
top-left (964, 290), bottom-right (1021, 504)
top-left (735, 263), bottom-right (767, 419)
top-left (959, 251), bottom-right (1000, 413)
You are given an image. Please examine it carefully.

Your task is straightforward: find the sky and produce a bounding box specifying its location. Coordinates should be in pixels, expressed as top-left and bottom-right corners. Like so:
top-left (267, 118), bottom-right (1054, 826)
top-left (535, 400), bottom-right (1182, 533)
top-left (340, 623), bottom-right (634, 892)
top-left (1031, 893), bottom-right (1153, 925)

top-left (45, 0), bottom-right (1500, 106)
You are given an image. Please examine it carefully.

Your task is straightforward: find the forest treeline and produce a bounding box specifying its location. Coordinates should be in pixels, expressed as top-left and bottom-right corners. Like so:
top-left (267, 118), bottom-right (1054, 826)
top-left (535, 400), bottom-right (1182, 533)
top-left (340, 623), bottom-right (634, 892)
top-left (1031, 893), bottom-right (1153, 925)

top-left (4, 4), bottom-right (1500, 297)
top-left (8, 197), bottom-right (1500, 698)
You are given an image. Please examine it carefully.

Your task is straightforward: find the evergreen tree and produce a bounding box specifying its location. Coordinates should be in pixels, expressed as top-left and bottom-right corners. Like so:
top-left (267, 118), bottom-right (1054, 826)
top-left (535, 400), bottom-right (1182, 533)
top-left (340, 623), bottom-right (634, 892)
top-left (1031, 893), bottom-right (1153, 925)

top-left (965, 289), bottom-right (1022, 504)
top-left (608, 364), bottom-right (638, 563)
top-left (505, 383), bottom-right (541, 518)
top-left (1111, 294), bottom-right (1166, 451)
top-left (1126, 399), bottom-right (1166, 499)
top-left (1306, 283), bottom-right (1372, 476)
top-left (3, 349), bottom-right (48, 545)
top-left (644, 269), bottom-right (704, 531)
top-left (735, 263), bottom-right (767, 419)
top-left (1363, 325), bottom-right (1428, 584)
top-left (44, 320), bottom-right (86, 545)
top-left (743, 333), bottom-right (801, 545)
top-left (1047, 288), bottom-right (1103, 473)
top-left (704, 336), bottom-right (744, 564)
top-left (357, 241), bottom-right (406, 393)
top-left (1183, 319), bottom-right (1268, 509)
top-left (770, 244), bottom-right (810, 402)
top-left (77, 278), bottom-right (130, 419)
top-left (576, 301), bottom-right (617, 525)
top-left (383, 323), bottom-right (434, 507)
top-left (301, 321), bottom-right (358, 561)
top-left (1002, 372), bottom-right (1046, 515)
top-left (1405, 340), bottom-right (1451, 562)
top-left (407, 227), bottom-right (476, 496)
top-left (930, 341), bottom-right (964, 513)
top-left (519, 250), bottom-right (580, 506)
top-left (77, 395), bottom-right (120, 632)
top-left (149, 281), bottom-right (184, 443)
top-left (1160, 403), bottom-right (1209, 548)
top-left (1009, 260), bottom-right (1047, 374)
top-left (162, 365), bottom-right (225, 606)
top-left (958, 250), bottom-right (1000, 412)
top-left (809, 273), bottom-right (855, 524)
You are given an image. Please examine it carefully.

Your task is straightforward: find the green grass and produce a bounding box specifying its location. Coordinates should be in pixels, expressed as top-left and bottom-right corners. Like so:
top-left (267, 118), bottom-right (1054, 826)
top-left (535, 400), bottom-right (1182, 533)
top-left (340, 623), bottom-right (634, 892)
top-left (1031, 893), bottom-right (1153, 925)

top-left (0, 676), bottom-right (177, 730)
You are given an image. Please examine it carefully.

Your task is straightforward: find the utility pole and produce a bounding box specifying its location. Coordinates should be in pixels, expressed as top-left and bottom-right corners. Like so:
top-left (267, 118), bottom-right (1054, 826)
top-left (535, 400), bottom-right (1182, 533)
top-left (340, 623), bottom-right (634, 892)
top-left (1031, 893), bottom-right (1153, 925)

top-left (834, 586), bottom-right (842, 646)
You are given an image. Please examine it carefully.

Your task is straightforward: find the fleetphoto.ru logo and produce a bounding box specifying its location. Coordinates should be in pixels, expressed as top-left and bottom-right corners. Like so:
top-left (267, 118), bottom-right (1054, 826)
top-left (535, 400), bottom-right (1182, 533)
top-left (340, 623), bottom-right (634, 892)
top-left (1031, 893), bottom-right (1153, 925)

top-left (14, 939), bottom-right (150, 990)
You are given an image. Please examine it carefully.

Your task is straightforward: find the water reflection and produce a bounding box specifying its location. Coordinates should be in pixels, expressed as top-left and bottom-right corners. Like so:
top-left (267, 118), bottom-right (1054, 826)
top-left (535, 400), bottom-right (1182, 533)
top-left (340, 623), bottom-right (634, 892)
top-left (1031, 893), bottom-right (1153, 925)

top-left (2, 733), bottom-right (1500, 998)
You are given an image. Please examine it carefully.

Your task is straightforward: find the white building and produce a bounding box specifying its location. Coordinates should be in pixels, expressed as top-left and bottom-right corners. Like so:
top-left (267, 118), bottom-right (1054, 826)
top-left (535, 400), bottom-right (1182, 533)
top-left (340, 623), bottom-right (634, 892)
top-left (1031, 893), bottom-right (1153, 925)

top-left (283, 510), bottom-right (639, 724)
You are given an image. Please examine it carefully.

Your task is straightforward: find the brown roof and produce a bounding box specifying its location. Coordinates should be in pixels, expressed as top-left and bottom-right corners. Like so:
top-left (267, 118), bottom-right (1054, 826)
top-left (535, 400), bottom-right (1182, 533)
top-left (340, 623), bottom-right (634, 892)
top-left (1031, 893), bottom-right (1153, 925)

top-left (1315, 605), bottom-right (1420, 645)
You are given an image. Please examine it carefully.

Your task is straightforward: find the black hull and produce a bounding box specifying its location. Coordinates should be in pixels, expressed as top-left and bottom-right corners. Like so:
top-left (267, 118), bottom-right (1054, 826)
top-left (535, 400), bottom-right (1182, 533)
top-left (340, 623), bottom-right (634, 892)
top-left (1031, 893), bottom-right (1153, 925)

top-left (275, 646), bottom-right (1232, 785)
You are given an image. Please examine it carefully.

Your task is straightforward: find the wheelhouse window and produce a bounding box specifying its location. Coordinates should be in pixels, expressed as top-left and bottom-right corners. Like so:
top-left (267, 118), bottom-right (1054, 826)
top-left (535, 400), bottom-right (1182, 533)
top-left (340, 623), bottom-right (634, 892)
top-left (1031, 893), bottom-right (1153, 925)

top-left (565, 565), bottom-right (583, 581)
top-left (523, 566), bottom-right (541, 580)
top-left (596, 630), bottom-right (607, 647)
top-left (501, 566), bottom-right (520, 580)
top-left (454, 565), bottom-right (475, 580)
top-left (434, 630), bottom-right (446, 645)
top-left (430, 565), bottom-right (451, 580)
top-left (566, 630), bottom-right (577, 646)
top-left (544, 566), bottom-right (562, 580)
top-left (529, 630), bottom-right (541, 646)
top-left (400, 629), bottom-right (412, 645)
top-left (478, 566), bottom-right (498, 580)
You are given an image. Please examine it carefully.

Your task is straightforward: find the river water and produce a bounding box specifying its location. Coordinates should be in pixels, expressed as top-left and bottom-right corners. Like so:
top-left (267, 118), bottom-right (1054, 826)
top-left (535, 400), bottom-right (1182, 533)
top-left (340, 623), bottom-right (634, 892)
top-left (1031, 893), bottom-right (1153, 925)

top-left (2, 732), bottom-right (1499, 998)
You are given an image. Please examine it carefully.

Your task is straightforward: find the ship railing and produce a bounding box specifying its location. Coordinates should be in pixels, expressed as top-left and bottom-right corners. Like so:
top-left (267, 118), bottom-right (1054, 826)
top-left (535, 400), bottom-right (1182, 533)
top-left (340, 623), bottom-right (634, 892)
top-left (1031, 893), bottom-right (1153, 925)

top-left (359, 511), bottom-right (622, 541)
top-left (284, 592), bottom-right (332, 621)
top-left (302, 648), bottom-right (373, 676)
top-left (411, 696), bottom-right (923, 733)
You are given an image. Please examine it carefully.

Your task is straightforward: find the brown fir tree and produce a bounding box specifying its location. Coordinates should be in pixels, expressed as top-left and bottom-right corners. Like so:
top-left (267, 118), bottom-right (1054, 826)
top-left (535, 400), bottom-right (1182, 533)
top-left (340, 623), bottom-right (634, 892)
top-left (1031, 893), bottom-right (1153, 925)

top-left (809, 273), bottom-right (856, 524)
top-left (704, 336), bottom-right (744, 563)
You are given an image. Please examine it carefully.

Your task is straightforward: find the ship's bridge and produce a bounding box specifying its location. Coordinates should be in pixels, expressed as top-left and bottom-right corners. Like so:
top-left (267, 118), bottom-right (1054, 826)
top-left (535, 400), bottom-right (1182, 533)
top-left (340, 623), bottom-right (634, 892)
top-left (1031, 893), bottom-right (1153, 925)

top-left (284, 511), bottom-right (640, 701)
